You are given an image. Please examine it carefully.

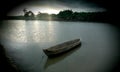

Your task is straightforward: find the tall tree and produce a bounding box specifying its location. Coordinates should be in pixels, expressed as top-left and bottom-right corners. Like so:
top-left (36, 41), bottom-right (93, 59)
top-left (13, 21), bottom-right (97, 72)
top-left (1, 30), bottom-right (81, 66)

top-left (58, 10), bottom-right (73, 20)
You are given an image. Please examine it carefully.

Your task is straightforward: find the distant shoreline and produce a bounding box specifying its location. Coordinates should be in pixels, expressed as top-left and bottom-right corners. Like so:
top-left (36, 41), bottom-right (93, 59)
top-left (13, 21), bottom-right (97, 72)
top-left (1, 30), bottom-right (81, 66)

top-left (4, 10), bottom-right (110, 23)
top-left (4, 17), bottom-right (108, 23)
top-left (4, 16), bottom-right (109, 23)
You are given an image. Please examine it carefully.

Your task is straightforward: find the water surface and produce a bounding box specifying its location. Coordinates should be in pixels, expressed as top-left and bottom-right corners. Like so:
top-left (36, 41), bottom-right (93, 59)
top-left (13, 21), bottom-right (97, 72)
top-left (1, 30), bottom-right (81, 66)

top-left (0, 20), bottom-right (119, 72)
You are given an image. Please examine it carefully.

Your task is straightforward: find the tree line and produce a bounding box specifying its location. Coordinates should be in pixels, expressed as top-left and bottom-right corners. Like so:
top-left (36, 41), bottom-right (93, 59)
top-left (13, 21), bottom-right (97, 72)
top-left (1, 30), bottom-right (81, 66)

top-left (6, 9), bottom-right (109, 22)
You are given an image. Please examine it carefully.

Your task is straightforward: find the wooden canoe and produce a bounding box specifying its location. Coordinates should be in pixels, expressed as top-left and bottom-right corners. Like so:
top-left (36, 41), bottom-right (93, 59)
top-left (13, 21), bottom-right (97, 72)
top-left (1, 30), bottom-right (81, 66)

top-left (43, 39), bottom-right (81, 57)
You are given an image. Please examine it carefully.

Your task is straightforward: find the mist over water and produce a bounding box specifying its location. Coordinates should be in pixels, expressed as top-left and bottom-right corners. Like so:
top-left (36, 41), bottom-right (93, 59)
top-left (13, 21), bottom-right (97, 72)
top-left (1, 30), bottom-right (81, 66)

top-left (0, 20), bottom-right (119, 72)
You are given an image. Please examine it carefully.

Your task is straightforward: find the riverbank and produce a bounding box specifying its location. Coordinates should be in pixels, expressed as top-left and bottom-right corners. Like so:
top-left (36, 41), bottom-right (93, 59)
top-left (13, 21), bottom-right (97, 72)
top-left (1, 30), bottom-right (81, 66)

top-left (0, 44), bottom-right (19, 72)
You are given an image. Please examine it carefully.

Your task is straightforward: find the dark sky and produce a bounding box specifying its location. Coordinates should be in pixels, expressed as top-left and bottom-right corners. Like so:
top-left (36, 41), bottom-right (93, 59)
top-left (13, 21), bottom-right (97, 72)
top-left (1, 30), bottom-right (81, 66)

top-left (8, 0), bottom-right (106, 16)
top-left (0, 0), bottom-right (118, 18)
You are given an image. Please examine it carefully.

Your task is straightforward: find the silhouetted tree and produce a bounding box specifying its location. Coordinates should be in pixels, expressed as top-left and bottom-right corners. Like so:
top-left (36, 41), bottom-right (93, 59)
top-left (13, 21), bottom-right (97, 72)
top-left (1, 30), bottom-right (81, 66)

top-left (7, 9), bottom-right (108, 22)
top-left (72, 12), bottom-right (80, 20)
top-left (23, 8), bottom-right (27, 14)
top-left (36, 12), bottom-right (50, 19)
top-left (57, 10), bottom-right (73, 20)
top-left (36, 12), bottom-right (41, 17)
top-left (24, 11), bottom-right (34, 17)
top-left (23, 8), bottom-right (35, 19)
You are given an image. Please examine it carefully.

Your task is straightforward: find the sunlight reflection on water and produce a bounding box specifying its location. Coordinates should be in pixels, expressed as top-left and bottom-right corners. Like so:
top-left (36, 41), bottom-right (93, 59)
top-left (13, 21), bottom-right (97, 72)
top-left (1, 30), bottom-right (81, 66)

top-left (1, 20), bottom-right (56, 43)
top-left (0, 20), bottom-right (119, 72)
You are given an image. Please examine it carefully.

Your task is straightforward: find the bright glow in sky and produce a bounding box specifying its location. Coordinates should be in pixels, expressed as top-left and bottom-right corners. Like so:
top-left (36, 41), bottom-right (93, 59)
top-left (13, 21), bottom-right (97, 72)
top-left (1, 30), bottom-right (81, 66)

top-left (8, 0), bottom-right (106, 16)
top-left (40, 9), bottom-right (59, 14)
top-left (31, 7), bottom-right (61, 14)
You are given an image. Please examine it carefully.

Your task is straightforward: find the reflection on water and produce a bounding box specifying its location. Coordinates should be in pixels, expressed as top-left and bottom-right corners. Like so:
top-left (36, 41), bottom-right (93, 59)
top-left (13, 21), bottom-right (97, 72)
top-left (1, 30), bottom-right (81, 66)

top-left (45, 44), bottom-right (81, 69)
top-left (29, 20), bottom-right (56, 43)
top-left (0, 20), bottom-right (119, 72)
top-left (0, 20), bottom-right (27, 43)
top-left (1, 20), bottom-right (56, 43)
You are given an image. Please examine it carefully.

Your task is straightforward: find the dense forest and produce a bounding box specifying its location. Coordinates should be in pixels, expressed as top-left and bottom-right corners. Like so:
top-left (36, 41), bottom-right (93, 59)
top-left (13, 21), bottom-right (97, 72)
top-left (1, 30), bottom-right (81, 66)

top-left (6, 9), bottom-right (109, 22)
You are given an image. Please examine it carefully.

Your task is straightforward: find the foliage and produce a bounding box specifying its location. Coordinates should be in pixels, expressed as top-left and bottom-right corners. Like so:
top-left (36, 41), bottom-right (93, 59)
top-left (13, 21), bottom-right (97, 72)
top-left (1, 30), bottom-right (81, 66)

top-left (57, 10), bottom-right (73, 20)
top-left (6, 9), bottom-right (108, 22)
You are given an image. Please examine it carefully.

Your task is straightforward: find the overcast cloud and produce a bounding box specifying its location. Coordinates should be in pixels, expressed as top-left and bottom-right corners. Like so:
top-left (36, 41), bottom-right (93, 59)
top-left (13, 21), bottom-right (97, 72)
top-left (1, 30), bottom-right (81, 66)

top-left (8, 0), bottom-right (106, 16)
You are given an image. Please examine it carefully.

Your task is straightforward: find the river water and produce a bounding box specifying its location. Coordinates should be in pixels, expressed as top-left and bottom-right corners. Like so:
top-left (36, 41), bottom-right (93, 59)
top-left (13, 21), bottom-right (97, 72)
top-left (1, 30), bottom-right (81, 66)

top-left (0, 20), bottom-right (119, 72)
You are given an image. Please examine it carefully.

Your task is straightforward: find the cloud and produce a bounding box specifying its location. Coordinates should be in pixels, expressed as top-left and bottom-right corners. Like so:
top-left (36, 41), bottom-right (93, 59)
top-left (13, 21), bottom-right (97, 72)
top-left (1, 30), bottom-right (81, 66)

top-left (8, 0), bottom-right (106, 16)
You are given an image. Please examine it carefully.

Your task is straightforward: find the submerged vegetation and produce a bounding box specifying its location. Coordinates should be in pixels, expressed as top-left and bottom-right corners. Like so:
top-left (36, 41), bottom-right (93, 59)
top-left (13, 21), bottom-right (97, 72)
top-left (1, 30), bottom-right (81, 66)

top-left (6, 9), bottom-right (109, 22)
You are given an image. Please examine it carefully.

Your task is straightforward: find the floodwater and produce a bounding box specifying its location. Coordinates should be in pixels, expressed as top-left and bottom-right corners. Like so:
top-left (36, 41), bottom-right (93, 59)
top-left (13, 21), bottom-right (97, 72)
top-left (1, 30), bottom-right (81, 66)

top-left (0, 20), bottom-right (119, 72)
